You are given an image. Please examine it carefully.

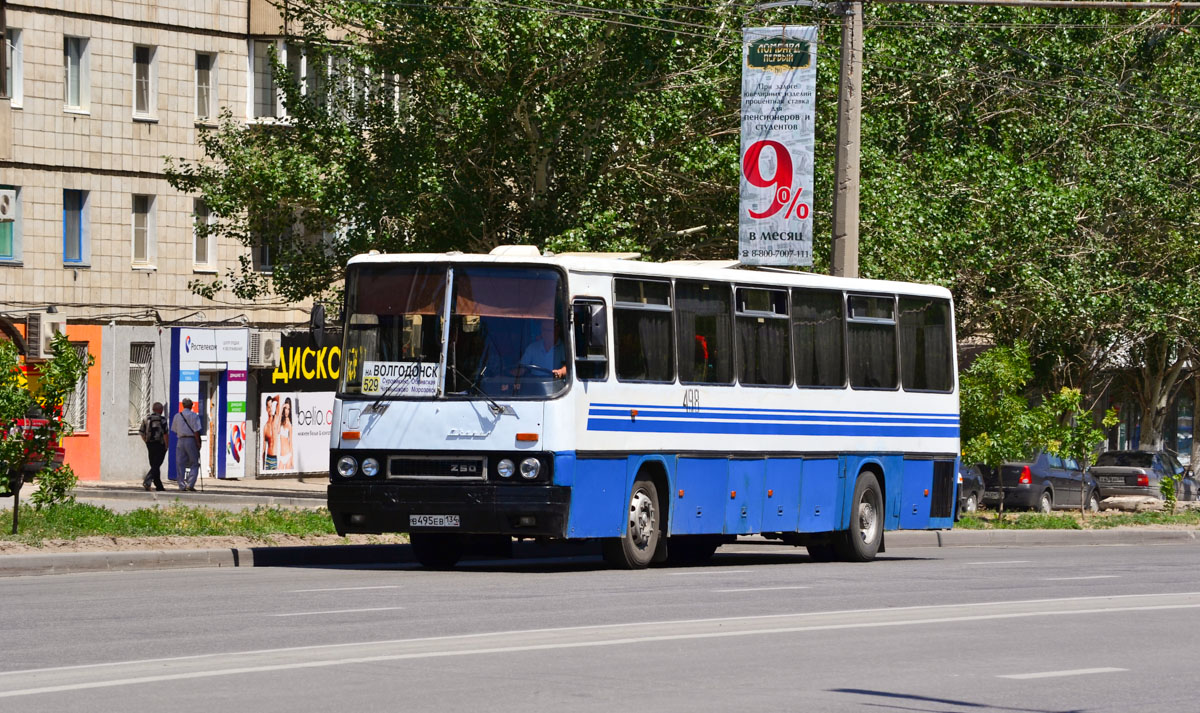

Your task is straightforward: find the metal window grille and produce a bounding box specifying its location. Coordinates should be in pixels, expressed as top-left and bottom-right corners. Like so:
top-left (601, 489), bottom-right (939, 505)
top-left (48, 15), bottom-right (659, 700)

top-left (128, 343), bottom-right (154, 432)
top-left (63, 343), bottom-right (90, 432)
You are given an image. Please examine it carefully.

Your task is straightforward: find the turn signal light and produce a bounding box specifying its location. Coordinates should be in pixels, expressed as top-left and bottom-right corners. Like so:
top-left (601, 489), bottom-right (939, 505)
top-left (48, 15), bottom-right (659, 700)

top-left (515, 433), bottom-right (539, 442)
top-left (1019, 466), bottom-right (1032, 485)
top-left (341, 431), bottom-right (361, 441)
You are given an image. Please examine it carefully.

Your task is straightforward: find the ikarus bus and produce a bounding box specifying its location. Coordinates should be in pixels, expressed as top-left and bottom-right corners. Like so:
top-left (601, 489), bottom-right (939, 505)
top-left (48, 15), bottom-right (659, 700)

top-left (328, 247), bottom-right (960, 569)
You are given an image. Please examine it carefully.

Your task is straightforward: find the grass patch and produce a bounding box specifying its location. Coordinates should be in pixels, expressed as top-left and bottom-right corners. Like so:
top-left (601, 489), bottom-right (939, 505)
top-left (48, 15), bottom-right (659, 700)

top-left (0, 502), bottom-right (338, 546)
top-left (956, 508), bottom-right (1200, 530)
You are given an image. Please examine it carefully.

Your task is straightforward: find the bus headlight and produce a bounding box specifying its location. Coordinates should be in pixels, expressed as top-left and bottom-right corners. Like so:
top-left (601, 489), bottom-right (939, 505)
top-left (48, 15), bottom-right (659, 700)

top-left (519, 457), bottom-right (541, 480)
top-left (361, 457), bottom-right (380, 477)
top-left (336, 456), bottom-right (358, 478)
top-left (497, 459), bottom-right (515, 478)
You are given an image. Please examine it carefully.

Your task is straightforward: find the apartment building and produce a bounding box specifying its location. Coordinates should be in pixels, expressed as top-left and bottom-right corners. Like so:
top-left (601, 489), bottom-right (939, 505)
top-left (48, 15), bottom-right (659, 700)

top-left (0, 0), bottom-right (324, 482)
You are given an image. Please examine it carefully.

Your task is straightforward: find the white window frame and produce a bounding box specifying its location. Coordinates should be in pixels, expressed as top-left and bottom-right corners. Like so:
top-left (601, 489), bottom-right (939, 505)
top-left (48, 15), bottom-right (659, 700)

top-left (250, 40), bottom-right (321, 121)
top-left (128, 343), bottom-right (154, 433)
top-left (133, 44), bottom-right (157, 119)
top-left (132, 194), bottom-right (155, 267)
top-left (0, 185), bottom-right (21, 264)
top-left (64, 343), bottom-right (90, 433)
top-left (195, 51), bottom-right (218, 121)
top-left (63, 188), bottom-right (90, 265)
top-left (5, 28), bottom-right (23, 107)
top-left (193, 198), bottom-right (216, 271)
top-left (64, 36), bottom-right (90, 112)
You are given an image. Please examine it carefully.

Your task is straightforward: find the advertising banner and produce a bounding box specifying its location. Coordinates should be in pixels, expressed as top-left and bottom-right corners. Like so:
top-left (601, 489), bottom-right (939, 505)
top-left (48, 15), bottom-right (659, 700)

top-left (259, 391), bottom-right (335, 475)
top-left (739, 26), bottom-right (818, 266)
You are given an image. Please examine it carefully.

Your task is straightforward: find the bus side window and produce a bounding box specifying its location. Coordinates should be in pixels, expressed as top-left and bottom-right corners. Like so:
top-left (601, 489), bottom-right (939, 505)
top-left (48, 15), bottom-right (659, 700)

top-left (899, 297), bottom-right (953, 392)
top-left (613, 278), bottom-right (674, 382)
top-left (676, 280), bottom-right (733, 385)
top-left (792, 288), bottom-right (845, 388)
top-left (847, 295), bottom-right (898, 390)
top-left (573, 299), bottom-right (609, 380)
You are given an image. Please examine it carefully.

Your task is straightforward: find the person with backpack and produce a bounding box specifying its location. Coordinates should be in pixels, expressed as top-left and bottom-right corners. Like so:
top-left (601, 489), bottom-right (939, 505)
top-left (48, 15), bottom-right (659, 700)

top-left (139, 402), bottom-right (169, 491)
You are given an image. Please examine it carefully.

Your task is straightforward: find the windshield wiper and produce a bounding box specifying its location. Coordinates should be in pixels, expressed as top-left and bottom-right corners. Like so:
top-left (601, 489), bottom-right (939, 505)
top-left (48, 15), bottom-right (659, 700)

top-left (451, 365), bottom-right (509, 417)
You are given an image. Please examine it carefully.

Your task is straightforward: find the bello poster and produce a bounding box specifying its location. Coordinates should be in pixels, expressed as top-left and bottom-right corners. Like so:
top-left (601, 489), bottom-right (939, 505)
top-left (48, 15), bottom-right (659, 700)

top-left (259, 392), bottom-right (334, 475)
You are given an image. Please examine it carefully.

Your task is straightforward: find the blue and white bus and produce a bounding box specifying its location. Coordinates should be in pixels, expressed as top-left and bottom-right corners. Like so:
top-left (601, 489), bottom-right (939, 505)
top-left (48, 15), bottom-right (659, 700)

top-left (328, 247), bottom-right (959, 568)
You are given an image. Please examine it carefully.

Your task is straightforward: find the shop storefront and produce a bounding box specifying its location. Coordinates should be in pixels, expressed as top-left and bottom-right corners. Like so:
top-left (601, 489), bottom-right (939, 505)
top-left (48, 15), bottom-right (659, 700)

top-left (168, 328), bottom-right (249, 481)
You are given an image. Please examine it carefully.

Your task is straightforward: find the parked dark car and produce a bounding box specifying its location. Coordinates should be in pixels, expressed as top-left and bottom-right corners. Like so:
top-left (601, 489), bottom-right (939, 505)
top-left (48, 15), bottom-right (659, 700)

top-left (956, 462), bottom-right (985, 519)
top-left (1090, 450), bottom-right (1199, 501)
top-left (982, 452), bottom-right (1100, 513)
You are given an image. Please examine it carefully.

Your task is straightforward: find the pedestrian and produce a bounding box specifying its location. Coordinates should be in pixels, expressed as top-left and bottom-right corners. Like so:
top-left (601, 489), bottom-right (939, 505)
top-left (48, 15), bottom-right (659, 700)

top-left (171, 398), bottom-right (202, 492)
top-left (138, 402), bottom-right (169, 491)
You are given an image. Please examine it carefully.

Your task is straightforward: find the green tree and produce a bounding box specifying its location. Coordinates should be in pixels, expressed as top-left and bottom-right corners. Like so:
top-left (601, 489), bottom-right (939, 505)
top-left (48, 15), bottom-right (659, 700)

top-left (1, 333), bottom-right (94, 532)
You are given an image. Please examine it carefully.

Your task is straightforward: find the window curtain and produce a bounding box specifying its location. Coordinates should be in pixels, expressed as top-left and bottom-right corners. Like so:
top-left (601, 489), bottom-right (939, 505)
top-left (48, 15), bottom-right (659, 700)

top-left (792, 291), bottom-right (844, 387)
top-left (675, 281), bottom-right (732, 384)
top-left (848, 323), bottom-right (897, 389)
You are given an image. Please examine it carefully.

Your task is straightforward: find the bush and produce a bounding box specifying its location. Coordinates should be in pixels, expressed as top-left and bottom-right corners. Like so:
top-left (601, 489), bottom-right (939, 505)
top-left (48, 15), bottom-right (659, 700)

top-left (29, 464), bottom-right (78, 510)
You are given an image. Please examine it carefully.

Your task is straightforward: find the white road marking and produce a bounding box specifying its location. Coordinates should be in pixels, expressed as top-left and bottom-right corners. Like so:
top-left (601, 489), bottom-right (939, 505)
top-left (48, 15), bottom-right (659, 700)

top-left (291, 585), bottom-right (403, 593)
top-left (1, 592), bottom-right (1195, 699)
top-left (1042, 575), bottom-right (1120, 581)
top-left (999, 667), bottom-right (1127, 680)
top-left (966, 560), bottom-right (1031, 565)
top-left (272, 607), bottom-right (405, 617)
top-left (713, 586), bottom-right (811, 593)
top-left (665, 569), bottom-right (753, 576)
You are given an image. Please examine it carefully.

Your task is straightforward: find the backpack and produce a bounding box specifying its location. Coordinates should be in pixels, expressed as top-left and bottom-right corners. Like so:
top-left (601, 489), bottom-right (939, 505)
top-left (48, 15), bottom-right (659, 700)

top-left (140, 414), bottom-right (166, 443)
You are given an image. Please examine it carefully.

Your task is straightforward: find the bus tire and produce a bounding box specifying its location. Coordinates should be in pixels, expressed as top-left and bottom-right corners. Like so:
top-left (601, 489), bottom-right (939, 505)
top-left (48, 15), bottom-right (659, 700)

top-left (602, 477), bottom-right (661, 569)
top-left (410, 533), bottom-right (465, 569)
top-left (833, 471), bottom-right (883, 562)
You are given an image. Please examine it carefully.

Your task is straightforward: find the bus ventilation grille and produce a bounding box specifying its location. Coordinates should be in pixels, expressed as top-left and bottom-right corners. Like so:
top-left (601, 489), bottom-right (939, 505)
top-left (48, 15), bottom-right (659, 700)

top-left (930, 461), bottom-right (955, 518)
top-left (388, 456), bottom-right (488, 480)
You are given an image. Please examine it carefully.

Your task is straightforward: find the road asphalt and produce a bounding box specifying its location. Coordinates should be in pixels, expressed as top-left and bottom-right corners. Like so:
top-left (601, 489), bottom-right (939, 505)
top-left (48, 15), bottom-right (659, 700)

top-left (0, 478), bottom-right (1196, 577)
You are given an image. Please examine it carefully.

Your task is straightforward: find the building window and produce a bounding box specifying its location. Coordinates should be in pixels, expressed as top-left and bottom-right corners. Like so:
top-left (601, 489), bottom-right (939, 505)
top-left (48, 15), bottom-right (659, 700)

top-left (253, 240), bottom-right (273, 273)
top-left (133, 45), bottom-right (156, 117)
top-left (4, 29), bottom-right (23, 106)
top-left (64, 36), bottom-right (89, 111)
top-left (132, 194), bottom-right (155, 266)
top-left (63, 189), bottom-right (88, 264)
top-left (64, 344), bottom-right (90, 432)
top-left (0, 185), bottom-right (20, 263)
top-left (195, 52), bottom-right (216, 120)
top-left (252, 40), bottom-right (318, 119)
top-left (193, 199), bottom-right (215, 268)
top-left (128, 343), bottom-right (154, 433)
top-left (251, 40), bottom-right (277, 118)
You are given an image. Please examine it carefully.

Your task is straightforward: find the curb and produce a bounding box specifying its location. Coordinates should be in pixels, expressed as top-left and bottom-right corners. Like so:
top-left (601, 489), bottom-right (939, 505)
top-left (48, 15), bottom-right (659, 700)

top-left (2, 529), bottom-right (1197, 577)
top-left (75, 489), bottom-right (325, 509)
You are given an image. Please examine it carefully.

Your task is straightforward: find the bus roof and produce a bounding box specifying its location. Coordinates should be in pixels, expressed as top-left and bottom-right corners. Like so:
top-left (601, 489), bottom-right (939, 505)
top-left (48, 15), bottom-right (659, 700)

top-left (345, 251), bottom-right (953, 300)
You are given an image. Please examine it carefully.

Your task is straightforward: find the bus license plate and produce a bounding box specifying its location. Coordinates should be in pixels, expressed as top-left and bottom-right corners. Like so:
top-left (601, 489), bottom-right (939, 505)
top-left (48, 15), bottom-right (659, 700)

top-left (410, 514), bottom-right (460, 528)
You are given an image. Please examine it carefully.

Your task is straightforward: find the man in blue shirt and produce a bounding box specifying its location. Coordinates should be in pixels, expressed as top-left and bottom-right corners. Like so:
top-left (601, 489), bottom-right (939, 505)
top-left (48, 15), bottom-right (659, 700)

top-left (518, 319), bottom-right (566, 379)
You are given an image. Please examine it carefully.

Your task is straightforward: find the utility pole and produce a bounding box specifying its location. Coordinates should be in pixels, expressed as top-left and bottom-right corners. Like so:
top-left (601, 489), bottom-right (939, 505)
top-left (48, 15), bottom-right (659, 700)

top-left (830, 1), bottom-right (862, 278)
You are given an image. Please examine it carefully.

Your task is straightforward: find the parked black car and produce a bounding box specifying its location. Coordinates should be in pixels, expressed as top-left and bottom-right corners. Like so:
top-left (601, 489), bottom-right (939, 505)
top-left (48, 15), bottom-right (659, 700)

top-left (982, 452), bottom-right (1100, 513)
top-left (1090, 450), bottom-right (1200, 501)
top-left (956, 462), bottom-right (985, 519)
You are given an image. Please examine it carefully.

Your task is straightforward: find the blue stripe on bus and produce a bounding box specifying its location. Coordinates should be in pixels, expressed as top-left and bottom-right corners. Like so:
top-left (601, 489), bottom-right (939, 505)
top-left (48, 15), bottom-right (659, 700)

top-left (590, 402), bottom-right (959, 420)
top-left (586, 418), bottom-right (958, 439)
top-left (588, 408), bottom-right (958, 425)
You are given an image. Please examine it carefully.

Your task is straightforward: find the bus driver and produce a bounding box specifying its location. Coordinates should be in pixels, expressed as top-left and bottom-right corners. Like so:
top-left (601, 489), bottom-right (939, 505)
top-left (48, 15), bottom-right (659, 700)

top-left (518, 319), bottom-right (566, 379)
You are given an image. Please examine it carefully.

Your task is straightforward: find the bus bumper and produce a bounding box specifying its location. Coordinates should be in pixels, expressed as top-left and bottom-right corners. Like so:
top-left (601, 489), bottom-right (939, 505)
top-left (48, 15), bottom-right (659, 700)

top-left (327, 482), bottom-right (571, 538)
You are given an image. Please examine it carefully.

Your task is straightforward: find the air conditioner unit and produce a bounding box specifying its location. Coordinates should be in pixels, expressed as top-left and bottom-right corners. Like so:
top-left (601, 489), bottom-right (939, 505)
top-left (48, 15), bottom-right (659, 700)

top-left (249, 330), bottom-right (282, 368)
top-left (26, 313), bottom-right (66, 360)
top-left (0, 189), bottom-right (15, 223)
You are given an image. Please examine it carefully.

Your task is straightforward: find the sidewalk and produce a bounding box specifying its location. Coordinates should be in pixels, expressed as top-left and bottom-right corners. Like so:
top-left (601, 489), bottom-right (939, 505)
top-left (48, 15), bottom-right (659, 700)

top-left (73, 476), bottom-right (326, 509)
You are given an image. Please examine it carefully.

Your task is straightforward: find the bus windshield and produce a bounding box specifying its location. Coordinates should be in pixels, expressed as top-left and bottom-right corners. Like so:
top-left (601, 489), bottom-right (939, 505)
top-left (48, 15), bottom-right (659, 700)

top-left (340, 263), bottom-right (568, 399)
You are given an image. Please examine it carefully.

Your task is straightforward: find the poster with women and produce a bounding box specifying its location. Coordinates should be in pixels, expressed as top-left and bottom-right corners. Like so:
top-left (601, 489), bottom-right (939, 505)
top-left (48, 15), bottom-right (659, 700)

top-left (258, 392), bottom-right (335, 475)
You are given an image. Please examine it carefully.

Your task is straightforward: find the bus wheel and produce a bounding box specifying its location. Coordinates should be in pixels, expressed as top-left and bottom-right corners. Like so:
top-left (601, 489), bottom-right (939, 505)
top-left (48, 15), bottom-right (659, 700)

top-left (666, 536), bottom-right (721, 566)
top-left (833, 472), bottom-right (883, 562)
top-left (602, 478), bottom-right (661, 569)
top-left (409, 533), bottom-right (465, 569)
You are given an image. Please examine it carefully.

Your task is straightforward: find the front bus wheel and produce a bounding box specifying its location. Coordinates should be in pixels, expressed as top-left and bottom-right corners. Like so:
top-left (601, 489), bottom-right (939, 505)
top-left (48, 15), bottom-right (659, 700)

top-left (832, 472), bottom-right (883, 562)
top-left (602, 478), bottom-right (661, 569)
top-left (409, 532), bottom-right (465, 569)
